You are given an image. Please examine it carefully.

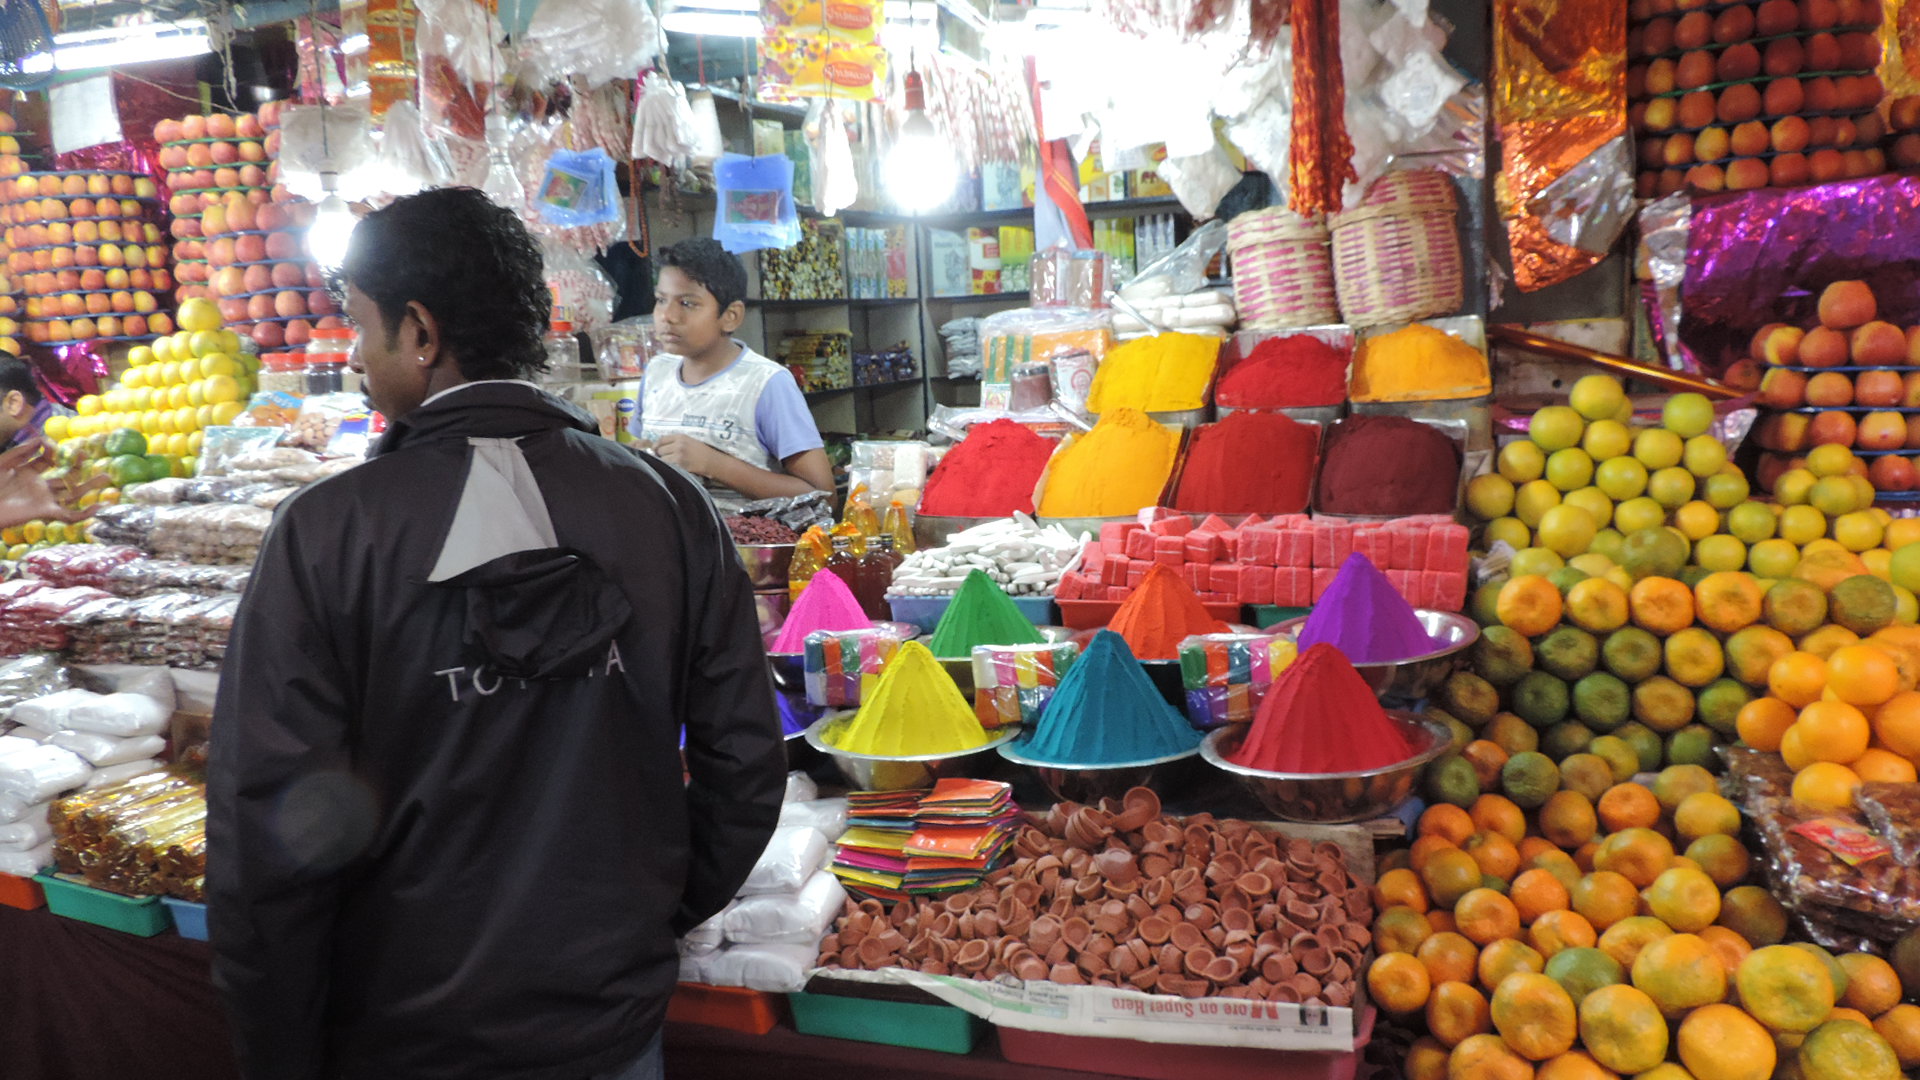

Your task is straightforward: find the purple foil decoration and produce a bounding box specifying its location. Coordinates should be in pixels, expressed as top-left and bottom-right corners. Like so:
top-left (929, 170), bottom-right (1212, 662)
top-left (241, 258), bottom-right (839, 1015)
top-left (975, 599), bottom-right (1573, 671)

top-left (1678, 175), bottom-right (1920, 377)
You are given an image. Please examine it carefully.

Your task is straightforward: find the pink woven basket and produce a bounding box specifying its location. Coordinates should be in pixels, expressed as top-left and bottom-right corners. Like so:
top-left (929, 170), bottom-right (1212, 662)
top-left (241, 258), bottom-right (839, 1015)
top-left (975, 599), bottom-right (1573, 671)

top-left (1328, 169), bottom-right (1463, 327)
top-left (1226, 206), bottom-right (1339, 331)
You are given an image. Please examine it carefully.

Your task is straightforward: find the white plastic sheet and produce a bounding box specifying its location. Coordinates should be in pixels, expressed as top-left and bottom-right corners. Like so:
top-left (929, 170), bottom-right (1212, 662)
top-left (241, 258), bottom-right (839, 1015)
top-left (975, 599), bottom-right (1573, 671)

top-left (722, 870), bottom-right (846, 946)
top-left (738, 825), bottom-right (829, 896)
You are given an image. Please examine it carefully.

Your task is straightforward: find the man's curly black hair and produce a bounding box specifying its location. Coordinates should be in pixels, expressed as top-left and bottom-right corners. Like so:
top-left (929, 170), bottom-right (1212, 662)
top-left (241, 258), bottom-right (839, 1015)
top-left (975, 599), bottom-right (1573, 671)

top-left (656, 238), bottom-right (747, 313)
top-left (335, 187), bottom-right (552, 382)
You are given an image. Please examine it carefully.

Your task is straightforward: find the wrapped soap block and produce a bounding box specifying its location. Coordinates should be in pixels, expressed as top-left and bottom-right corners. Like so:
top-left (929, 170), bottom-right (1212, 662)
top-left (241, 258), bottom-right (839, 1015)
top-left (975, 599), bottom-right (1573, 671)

top-left (803, 628), bottom-right (902, 708)
top-left (971, 641), bottom-right (1079, 729)
top-left (1177, 633), bottom-right (1298, 730)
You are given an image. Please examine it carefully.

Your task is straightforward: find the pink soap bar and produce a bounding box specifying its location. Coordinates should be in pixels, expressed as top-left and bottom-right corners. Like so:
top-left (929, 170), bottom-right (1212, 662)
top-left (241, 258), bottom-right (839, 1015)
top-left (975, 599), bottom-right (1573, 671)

top-left (1312, 568), bottom-right (1338, 602)
top-left (1126, 530), bottom-right (1156, 561)
top-left (1099, 522), bottom-right (1134, 545)
top-left (1128, 563), bottom-right (1148, 586)
top-left (1147, 515), bottom-right (1194, 537)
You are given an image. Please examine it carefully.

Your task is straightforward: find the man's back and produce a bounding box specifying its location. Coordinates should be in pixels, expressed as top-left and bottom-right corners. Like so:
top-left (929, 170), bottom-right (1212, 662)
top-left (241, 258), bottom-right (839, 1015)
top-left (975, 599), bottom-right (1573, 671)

top-left (207, 384), bottom-right (786, 1080)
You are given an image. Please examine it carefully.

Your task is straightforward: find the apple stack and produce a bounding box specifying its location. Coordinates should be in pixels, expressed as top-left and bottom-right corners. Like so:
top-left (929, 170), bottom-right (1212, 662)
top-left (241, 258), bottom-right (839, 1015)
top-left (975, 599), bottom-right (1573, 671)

top-left (1887, 95), bottom-right (1920, 170)
top-left (0, 113), bottom-right (24, 356)
top-left (1750, 280), bottom-right (1920, 496)
top-left (1, 170), bottom-right (171, 348)
top-left (1628, 0), bottom-right (1890, 197)
top-left (156, 102), bottom-right (338, 355)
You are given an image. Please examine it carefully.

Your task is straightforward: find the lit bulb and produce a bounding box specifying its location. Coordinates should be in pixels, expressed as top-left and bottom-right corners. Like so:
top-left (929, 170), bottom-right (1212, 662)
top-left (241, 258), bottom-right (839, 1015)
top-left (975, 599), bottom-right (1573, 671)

top-left (309, 193), bottom-right (356, 269)
top-left (883, 111), bottom-right (955, 213)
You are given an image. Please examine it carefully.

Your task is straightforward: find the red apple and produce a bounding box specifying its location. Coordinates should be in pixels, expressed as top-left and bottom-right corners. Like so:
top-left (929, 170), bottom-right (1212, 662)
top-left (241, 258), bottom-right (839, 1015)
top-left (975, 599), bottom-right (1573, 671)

top-left (243, 264), bottom-right (273, 293)
top-left (155, 119), bottom-right (183, 143)
top-left (236, 115), bottom-right (264, 139)
top-left (236, 235), bottom-right (268, 263)
top-left (252, 320), bottom-right (285, 348)
top-left (284, 319), bottom-right (313, 347)
top-left (271, 261), bottom-right (305, 288)
top-left (1869, 454), bottom-right (1917, 491)
top-left (210, 141), bottom-right (238, 165)
top-left (123, 314), bottom-right (147, 338)
top-left (1858, 411), bottom-right (1908, 450)
top-left (307, 289), bottom-right (338, 316)
top-left (263, 232), bottom-right (296, 260)
top-left (218, 298), bottom-right (248, 323)
top-left (1808, 410), bottom-right (1859, 447)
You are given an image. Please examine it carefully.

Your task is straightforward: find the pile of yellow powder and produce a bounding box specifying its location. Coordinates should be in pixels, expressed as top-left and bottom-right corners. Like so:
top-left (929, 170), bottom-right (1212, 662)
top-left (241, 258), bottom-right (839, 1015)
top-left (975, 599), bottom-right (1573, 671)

top-left (1036, 408), bottom-right (1180, 518)
top-left (1348, 324), bottom-right (1490, 403)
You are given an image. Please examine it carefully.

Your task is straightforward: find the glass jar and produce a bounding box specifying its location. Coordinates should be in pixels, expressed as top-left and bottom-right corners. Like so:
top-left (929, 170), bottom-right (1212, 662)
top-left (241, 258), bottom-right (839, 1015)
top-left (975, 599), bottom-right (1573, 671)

top-left (259, 352), bottom-right (306, 396)
top-left (545, 320), bottom-right (582, 378)
top-left (305, 327), bottom-right (355, 395)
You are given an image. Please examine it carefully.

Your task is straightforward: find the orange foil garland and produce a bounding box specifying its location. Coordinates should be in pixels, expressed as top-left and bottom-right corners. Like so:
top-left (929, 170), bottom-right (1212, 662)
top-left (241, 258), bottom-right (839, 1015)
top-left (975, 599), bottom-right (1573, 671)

top-left (1287, 0), bottom-right (1356, 216)
top-left (1494, 0), bottom-right (1627, 291)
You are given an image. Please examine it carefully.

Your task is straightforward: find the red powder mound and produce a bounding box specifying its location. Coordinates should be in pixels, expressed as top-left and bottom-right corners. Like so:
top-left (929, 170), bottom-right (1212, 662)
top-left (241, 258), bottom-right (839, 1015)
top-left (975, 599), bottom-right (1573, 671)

top-left (1315, 415), bottom-right (1460, 517)
top-left (920, 420), bottom-right (1057, 517)
top-left (1172, 411), bottom-right (1318, 514)
top-left (1109, 564), bottom-right (1230, 659)
top-left (1215, 334), bottom-right (1349, 409)
top-left (1228, 643), bottom-right (1414, 773)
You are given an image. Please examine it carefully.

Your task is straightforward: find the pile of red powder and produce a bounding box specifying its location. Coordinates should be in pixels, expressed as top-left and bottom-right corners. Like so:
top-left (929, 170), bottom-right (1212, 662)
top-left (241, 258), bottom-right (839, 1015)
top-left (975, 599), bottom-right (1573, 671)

top-left (1227, 642), bottom-right (1414, 773)
top-left (1314, 415), bottom-right (1460, 517)
top-left (1172, 411), bottom-right (1318, 514)
top-left (1215, 334), bottom-right (1349, 409)
top-left (919, 420), bottom-right (1057, 517)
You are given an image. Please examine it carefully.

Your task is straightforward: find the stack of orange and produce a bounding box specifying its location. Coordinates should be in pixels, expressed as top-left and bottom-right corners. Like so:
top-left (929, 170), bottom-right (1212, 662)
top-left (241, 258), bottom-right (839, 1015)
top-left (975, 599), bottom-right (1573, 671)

top-left (1373, 773), bottom-right (1918, 1080)
top-left (1739, 632), bottom-right (1920, 808)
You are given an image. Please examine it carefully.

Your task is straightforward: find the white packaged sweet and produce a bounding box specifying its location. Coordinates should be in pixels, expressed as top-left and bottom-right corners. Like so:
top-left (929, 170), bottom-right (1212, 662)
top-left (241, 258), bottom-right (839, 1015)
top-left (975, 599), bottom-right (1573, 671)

top-left (682, 902), bottom-right (732, 952)
top-left (723, 870), bottom-right (846, 946)
top-left (738, 825), bottom-right (830, 896)
top-left (64, 693), bottom-right (170, 738)
top-left (0, 796), bottom-right (45, 825)
top-left (0, 812), bottom-right (50, 849)
top-left (49, 732), bottom-right (167, 767)
top-left (0, 839), bottom-right (52, 877)
top-left (778, 798), bottom-right (850, 843)
top-left (81, 760), bottom-right (162, 790)
top-left (0, 744), bottom-right (91, 803)
top-left (701, 944), bottom-right (818, 993)
top-left (11, 688), bottom-right (102, 734)
top-left (783, 771), bottom-right (819, 805)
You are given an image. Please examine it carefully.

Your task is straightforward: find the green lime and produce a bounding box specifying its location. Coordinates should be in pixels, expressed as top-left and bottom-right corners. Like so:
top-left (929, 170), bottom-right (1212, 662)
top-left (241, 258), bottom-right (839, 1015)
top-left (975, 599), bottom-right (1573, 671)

top-left (1472, 626), bottom-right (1535, 688)
top-left (1572, 671), bottom-right (1631, 732)
top-left (1695, 678), bottom-right (1751, 737)
top-left (1601, 627), bottom-right (1663, 683)
top-left (102, 428), bottom-right (146, 458)
top-left (1512, 671), bottom-right (1571, 729)
top-left (1501, 750), bottom-right (1562, 809)
top-left (1614, 722), bottom-right (1665, 774)
top-left (1439, 671), bottom-right (1500, 727)
top-left (1536, 626), bottom-right (1600, 681)
top-left (1542, 720), bottom-right (1597, 761)
top-left (1424, 754), bottom-right (1481, 809)
top-left (1558, 752), bottom-right (1616, 801)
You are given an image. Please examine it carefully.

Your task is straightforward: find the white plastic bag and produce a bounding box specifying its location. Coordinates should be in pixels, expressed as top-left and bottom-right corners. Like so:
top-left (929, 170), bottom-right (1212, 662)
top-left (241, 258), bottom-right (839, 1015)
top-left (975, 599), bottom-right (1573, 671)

top-left (678, 950), bottom-right (715, 985)
top-left (372, 100), bottom-right (454, 198)
top-left (723, 870), bottom-right (846, 946)
top-left (64, 693), bottom-right (170, 738)
top-left (81, 760), bottom-right (161, 791)
top-left (681, 902), bottom-right (732, 952)
top-left (74, 664), bottom-right (178, 712)
top-left (0, 840), bottom-right (51, 877)
top-left (783, 771), bottom-right (819, 805)
top-left (49, 732), bottom-right (167, 767)
top-left (0, 797), bottom-right (44, 825)
top-left (778, 798), bottom-right (850, 842)
top-left (11, 689), bottom-right (101, 734)
top-left (702, 944), bottom-right (818, 992)
top-left (739, 826), bottom-right (830, 896)
top-left (0, 813), bottom-right (50, 849)
top-left (518, 0), bottom-right (663, 88)
top-left (0, 744), bottom-right (91, 803)
top-left (631, 73), bottom-right (696, 167)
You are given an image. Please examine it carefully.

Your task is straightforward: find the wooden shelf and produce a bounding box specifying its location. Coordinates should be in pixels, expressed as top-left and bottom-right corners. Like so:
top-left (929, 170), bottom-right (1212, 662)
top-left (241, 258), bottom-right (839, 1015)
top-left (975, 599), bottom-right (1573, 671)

top-left (758, 296), bottom-right (919, 310)
top-left (925, 291), bottom-right (1030, 304)
top-left (804, 377), bottom-right (924, 400)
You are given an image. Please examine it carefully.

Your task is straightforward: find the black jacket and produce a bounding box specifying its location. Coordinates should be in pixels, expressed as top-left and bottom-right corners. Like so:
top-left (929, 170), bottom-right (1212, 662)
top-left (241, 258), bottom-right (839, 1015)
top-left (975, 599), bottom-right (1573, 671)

top-left (206, 383), bottom-right (786, 1080)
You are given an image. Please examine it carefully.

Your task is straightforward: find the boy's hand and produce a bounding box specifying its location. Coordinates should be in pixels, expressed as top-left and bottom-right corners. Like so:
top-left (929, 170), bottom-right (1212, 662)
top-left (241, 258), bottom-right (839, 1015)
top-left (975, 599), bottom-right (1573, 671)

top-left (653, 434), bottom-right (724, 478)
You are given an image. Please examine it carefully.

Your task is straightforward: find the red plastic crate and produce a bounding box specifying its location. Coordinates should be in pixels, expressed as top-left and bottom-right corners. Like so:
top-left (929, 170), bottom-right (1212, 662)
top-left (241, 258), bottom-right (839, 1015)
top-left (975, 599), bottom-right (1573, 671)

top-left (996, 1007), bottom-right (1373, 1080)
top-left (666, 983), bottom-right (785, 1035)
top-left (0, 872), bottom-right (44, 910)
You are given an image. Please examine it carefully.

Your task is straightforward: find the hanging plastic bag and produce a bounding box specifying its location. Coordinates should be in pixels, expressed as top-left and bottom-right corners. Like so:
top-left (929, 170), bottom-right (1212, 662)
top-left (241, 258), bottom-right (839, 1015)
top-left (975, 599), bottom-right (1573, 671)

top-left (517, 0), bottom-right (664, 89)
top-left (631, 73), bottom-right (696, 167)
top-left (372, 100), bottom-right (454, 198)
top-left (809, 100), bottom-right (857, 217)
top-left (712, 153), bottom-right (799, 254)
top-left (416, 0), bottom-right (504, 143)
top-left (541, 239), bottom-right (617, 331)
top-left (536, 147), bottom-right (621, 227)
top-left (1119, 218), bottom-right (1228, 303)
top-left (687, 91), bottom-right (725, 168)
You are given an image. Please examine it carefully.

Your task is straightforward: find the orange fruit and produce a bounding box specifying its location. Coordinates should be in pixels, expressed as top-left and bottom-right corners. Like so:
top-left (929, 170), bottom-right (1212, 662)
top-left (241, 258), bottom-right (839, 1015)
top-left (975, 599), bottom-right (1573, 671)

top-left (1417, 930), bottom-right (1482, 986)
top-left (1631, 932), bottom-right (1728, 1016)
top-left (1593, 827), bottom-right (1676, 888)
top-left (1652, 764), bottom-right (1717, 815)
top-left (1471, 794), bottom-right (1528, 845)
top-left (1464, 739), bottom-right (1513, 788)
top-left (1407, 1036), bottom-right (1453, 1080)
top-left (1835, 953), bottom-right (1901, 1017)
top-left (1447, 1032), bottom-right (1536, 1080)
top-left (1633, 1067), bottom-right (1693, 1080)
top-left (1697, 925), bottom-right (1753, 978)
top-left (1780, 724), bottom-right (1816, 771)
top-left (1791, 761), bottom-right (1862, 809)
top-left (1736, 945), bottom-right (1837, 1034)
top-left (1696, 571), bottom-right (1765, 633)
top-left (1479, 938), bottom-right (1547, 991)
top-left (1456, 887), bottom-right (1523, 947)
top-left (1533, 1050), bottom-right (1618, 1080)
top-left (1424, 847), bottom-right (1486, 908)
top-left (1677, 1002), bottom-right (1776, 1080)
top-left (1539, 790), bottom-right (1598, 849)
top-left (1500, 575), bottom-right (1565, 637)
top-left (1726, 624), bottom-right (1796, 687)
top-left (1427, 979), bottom-right (1493, 1047)
top-left (1368, 951), bottom-right (1433, 1014)
top-left (1466, 830), bottom-right (1523, 882)
top-left (1428, 910), bottom-right (1458, 935)
top-left (1685, 833), bottom-right (1753, 889)
top-left (1518, 836), bottom-right (1559, 862)
top-left (1511, 868), bottom-right (1572, 924)
top-left (1598, 915), bottom-right (1674, 971)
top-left (1852, 747), bottom-right (1918, 783)
top-left (1830, 1008), bottom-right (1877, 1027)
top-left (1377, 867), bottom-right (1431, 913)
top-left (1769, 651), bottom-right (1830, 708)
top-left (1674, 791), bottom-right (1741, 842)
top-left (1797, 1018), bottom-right (1903, 1080)
top-left (1871, 690), bottom-right (1920, 757)
top-left (1492, 972), bottom-right (1580, 1060)
top-left (1528, 909), bottom-right (1598, 958)
top-left (1871, 1005), bottom-right (1920, 1068)
top-left (1577, 984), bottom-right (1670, 1074)
top-left (1631, 577), bottom-right (1697, 635)
top-left (1571, 841), bottom-right (1600, 873)
top-left (1735, 696), bottom-right (1797, 751)
top-left (1528, 850), bottom-right (1582, 893)
top-left (1375, 905), bottom-right (1435, 955)
top-left (1796, 699), bottom-right (1872, 763)
top-left (1597, 783), bottom-right (1661, 833)
top-left (1411, 834), bottom-right (1460, 873)
top-left (1571, 871), bottom-right (1640, 931)
top-left (1715, 885), bottom-right (1789, 948)
top-left (1644, 866), bottom-right (1723, 932)
top-left (1421, 803), bottom-right (1477, 844)
top-left (1825, 645), bottom-right (1902, 706)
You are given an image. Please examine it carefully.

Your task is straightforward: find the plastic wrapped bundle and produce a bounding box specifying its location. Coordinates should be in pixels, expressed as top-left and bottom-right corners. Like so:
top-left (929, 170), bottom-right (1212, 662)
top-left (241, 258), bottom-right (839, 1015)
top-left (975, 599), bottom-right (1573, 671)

top-left (50, 769), bottom-right (205, 899)
top-left (803, 628), bottom-right (902, 708)
top-left (17, 545), bottom-right (145, 589)
top-left (970, 640), bottom-right (1078, 729)
top-left (0, 655), bottom-right (67, 711)
top-left (0, 742), bottom-right (91, 804)
top-left (1178, 633), bottom-right (1299, 729)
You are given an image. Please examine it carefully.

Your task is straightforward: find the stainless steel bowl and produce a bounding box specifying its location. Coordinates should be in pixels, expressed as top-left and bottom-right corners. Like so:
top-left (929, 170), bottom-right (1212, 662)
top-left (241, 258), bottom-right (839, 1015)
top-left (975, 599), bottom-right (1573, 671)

top-left (765, 652), bottom-right (827, 737)
top-left (998, 742), bottom-right (1200, 804)
top-left (912, 515), bottom-right (1002, 551)
top-left (803, 716), bottom-right (1021, 791)
top-left (1268, 610), bottom-right (1479, 703)
top-left (1199, 712), bottom-right (1453, 823)
top-left (738, 544), bottom-right (796, 589)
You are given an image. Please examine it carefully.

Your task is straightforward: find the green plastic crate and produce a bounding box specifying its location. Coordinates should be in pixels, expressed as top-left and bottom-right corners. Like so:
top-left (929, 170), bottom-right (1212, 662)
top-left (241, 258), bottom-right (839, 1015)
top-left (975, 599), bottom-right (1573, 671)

top-left (37, 873), bottom-right (173, 937)
top-left (787, 991), bottom-right (986, 1054)
top-left (1249, 605), bottom-right (1312, 630)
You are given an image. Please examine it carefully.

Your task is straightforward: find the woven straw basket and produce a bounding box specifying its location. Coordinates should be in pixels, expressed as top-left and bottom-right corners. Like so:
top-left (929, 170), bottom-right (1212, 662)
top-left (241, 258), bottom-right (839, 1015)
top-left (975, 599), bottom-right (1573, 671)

top-left (1226, 206), bottom-right (1340, 331)
top-left (1328, 169), bottom-right (1463, 327)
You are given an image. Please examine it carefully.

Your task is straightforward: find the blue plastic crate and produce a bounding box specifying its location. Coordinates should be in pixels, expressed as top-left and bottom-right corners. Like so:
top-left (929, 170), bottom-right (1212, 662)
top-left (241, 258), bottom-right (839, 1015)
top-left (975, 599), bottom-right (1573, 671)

top-left (887, 593), bottom-right (1057, 635)
top-left (161, 897), bottom-right (207, 941)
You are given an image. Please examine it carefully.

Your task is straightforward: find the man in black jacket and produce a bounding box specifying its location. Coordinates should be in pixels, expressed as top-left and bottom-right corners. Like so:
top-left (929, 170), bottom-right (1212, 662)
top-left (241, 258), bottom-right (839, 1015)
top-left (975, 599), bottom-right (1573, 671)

top-left (206, 187), bottom-right (787, 1080)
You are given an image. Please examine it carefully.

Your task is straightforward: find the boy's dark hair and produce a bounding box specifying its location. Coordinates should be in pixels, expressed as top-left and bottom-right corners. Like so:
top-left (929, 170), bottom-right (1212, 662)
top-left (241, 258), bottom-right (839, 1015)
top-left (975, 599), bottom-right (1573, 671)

top-left (335, 187), bottom-right (552, 381)
top-left (0, 358), bottom-right (41, 405)
top-left (657, 238), bottom-right (748, 313)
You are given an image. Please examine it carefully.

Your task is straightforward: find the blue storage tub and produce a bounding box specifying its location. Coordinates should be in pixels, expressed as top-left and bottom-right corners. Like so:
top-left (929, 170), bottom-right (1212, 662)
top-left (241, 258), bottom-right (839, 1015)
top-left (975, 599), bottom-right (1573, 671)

top-left (887, 592), bottom-right (1057, 635)
top-left (161, 897), bottom-right (208, 941)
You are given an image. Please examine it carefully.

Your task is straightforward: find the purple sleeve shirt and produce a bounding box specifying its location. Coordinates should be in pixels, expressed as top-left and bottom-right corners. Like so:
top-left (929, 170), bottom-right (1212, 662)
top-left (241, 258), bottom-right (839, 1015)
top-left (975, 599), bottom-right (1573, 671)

top-left (752, 369), bottom-right (825, 463)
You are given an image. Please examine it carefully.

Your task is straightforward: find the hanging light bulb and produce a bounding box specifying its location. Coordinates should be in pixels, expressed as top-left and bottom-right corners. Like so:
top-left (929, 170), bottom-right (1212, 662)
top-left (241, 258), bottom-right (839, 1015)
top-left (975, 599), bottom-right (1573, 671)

top-left (308, 172), bottom-right (356, 269)
top-left (883, 70), bottom-right (955, 214)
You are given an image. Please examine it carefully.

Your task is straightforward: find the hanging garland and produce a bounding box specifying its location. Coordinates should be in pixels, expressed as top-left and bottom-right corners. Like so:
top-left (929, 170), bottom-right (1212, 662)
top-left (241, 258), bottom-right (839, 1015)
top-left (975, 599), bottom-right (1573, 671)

top-left (1285, 0), bottom-right (1356, 215)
